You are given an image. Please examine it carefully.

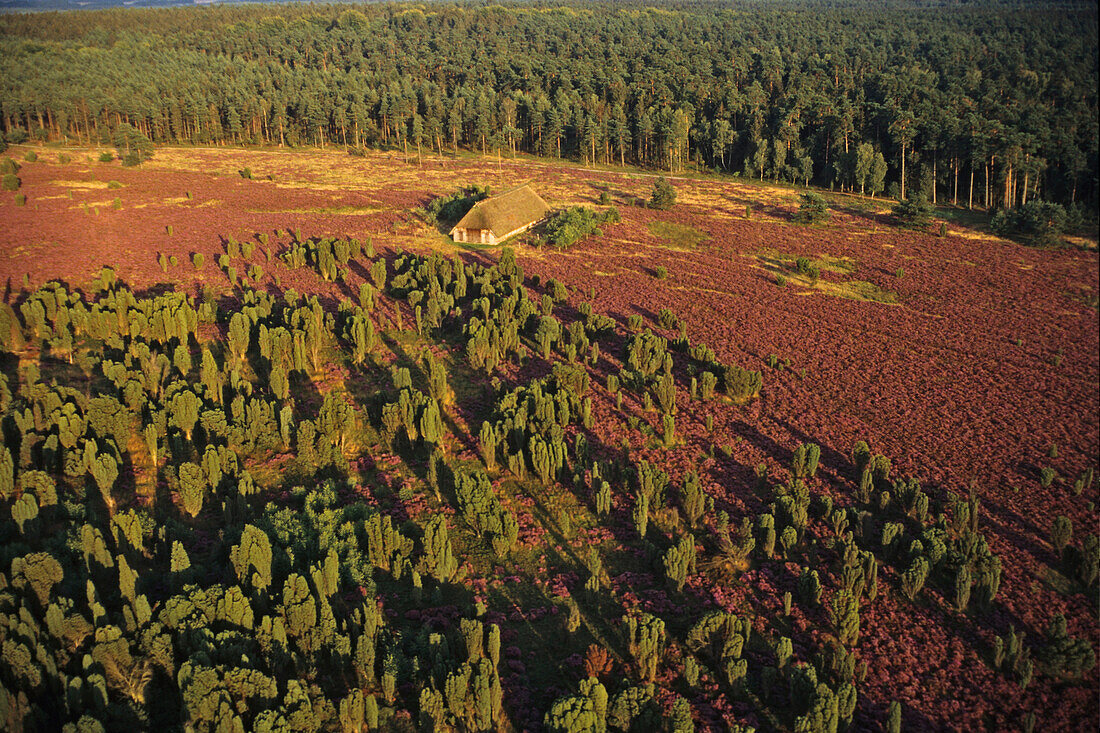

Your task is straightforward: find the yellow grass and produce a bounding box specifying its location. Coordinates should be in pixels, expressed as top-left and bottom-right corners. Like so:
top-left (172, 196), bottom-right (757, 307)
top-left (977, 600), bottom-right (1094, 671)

top-left (52, 179), bottom-right (112, 189)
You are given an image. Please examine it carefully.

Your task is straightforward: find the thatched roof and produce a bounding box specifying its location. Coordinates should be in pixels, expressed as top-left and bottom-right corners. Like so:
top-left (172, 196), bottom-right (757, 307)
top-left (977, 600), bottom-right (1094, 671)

top-left (451, 184), bottom-right (549, 238)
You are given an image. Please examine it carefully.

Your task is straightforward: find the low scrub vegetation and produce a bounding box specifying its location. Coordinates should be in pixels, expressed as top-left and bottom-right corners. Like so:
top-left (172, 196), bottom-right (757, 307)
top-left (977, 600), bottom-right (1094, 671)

top-left (542, 205), bottom-right (621, 249)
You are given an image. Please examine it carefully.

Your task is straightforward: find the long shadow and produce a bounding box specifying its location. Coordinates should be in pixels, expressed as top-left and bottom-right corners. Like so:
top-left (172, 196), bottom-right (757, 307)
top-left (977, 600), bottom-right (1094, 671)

top-left (722, 192), bottom-right (798, 223)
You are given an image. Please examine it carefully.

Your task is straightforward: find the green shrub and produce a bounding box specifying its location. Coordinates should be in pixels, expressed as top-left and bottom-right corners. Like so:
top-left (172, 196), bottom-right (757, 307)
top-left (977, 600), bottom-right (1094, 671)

top-left (794, 256), bottom-right (820, 282)
top-left (1051, 516), bottom-right (1073, 556)
top-left (0, 158), bottom-right (18, 175)
top-left (107, 180), bottom-right (121, 189)
top-left (23, 151), bottom-right (37, 162)
top-left (15, 193), bottom-right (25, 206)
top-left (239, 167), bottom-right (252, 179)
top-left (892, 194), bottom-right (934, 229)
top-left (794, 192), bottom-right (830, 224)
top-left (425, 185), bottom-right (490, 226)
top-left (192, 253), bottom-right (204, 268)
top-left (121, 151), bottom-right (142, 167)
top-left (649, 176), bottom-right (676, 210)
top-left (991, 200), bottom-right (1068, 246)
top-left (112, 197), bottom-right (121, 209)
top-left (544, 205), bottom-right (619, 249)
top-left (654, 266), bottom-right (668, 280)
top-left (98, 152), bottom-right (114, 163)
top-left (58, 153), bottom-right (71, 164)
top-left (1, 174), bottom-right (19, 191)
top-left (1040, 467), bottom-right (1057, 488)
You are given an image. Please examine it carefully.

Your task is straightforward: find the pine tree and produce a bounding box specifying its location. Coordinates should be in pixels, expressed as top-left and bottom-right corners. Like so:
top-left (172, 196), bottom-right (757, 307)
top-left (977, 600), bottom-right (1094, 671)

top-left (681, 471), bottom-right (705, 527)
top-left (231, 524), bottom-right (274, 590)
top-left (178, 462), bottom-right (206, 518)
top-left (0, 446), bottom-right (14, 499)
top-left (424, 514), bottom-right (458, 582)
top-left (228, 312), bottom-right (250, 362)
top-left (632, 491), bottom-right (649, 539)
top-left (173, 343), bottom-right (192, 376)
top-left (624, 612), bottom-right (665, 682)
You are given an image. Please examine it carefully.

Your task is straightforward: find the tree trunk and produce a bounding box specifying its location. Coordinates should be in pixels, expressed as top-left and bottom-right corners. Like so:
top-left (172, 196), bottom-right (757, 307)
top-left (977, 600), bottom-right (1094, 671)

top-left (931, 155), bottom-right (937, 205)
top-left (985, 157), bottom-right (991, 209)
top-left (900, 141), bottom-right (907, 200)
top-left (968, 165), bottom-right (974, 210)
top-left (953, 157), bottom-right (959, 206)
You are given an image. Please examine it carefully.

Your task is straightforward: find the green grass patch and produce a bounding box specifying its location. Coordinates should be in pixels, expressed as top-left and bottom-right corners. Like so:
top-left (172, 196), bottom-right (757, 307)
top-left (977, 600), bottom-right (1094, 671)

top-left (835, 280), bottom-right (898, 304)
top-left (755, 248), bottom-right (857, 274)
top-left (648, 221), bottom-right (709, 250)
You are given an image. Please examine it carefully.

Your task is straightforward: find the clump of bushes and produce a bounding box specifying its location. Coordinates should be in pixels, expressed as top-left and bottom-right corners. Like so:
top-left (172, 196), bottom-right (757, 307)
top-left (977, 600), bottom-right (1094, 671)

top-left (239, 167), bottom-right (253, 179)
top-left (192, 253), bottom-right (205, 269)
top-left (794, 192), bottom-right (830, 224)
top-left (107, 180), bottom-right (122, 189)
top-left (2, 173), bottom-right (20, 191)
top-left (649, 176), bottom-right (676, 210)
top-left (58, 153), bottom-right (71, 164)
top-left (23, 151), bottom-right (37, 163)
top-left (15, 193), bottom-right (26, 206)
top-left (794, 256), bottom-right (820, 283)
top-left (991, 200), bottom-right (1068, 246)
top-left (892, 193), bottom-right (934, 229)
top-left (543, 206), bottom-right (620, 249)
top-left (653, 266), bottom-right (668, 280)
top-left (420, 185), bottom-right (491, 226)
top-left (0, 158), bottom-right (18, 175)
top-left (98, 151), bottom-right (114, 163)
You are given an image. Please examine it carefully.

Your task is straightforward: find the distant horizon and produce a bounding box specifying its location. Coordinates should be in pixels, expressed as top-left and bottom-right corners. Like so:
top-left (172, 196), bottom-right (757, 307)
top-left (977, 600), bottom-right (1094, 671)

top-left (0, 0), bottom-right (376, 13)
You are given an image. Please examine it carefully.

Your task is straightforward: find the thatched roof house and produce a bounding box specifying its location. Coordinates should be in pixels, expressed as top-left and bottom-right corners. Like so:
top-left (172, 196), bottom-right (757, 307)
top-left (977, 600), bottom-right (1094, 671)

top-left (450, 184), bottom-right (549, 245)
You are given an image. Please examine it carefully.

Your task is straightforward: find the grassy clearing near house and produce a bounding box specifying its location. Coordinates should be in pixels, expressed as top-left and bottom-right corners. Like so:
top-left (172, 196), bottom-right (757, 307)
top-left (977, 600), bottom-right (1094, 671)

top-left (647, 221), bottom-right (709, 250)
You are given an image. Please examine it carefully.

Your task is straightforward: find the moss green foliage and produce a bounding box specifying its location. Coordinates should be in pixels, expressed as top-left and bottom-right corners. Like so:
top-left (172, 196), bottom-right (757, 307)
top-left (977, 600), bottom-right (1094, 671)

top-left (624, 612), bottom-right (665, 682)
top-left (2, 173), bottom-right (19, 190)
top-left (892, 193), bottom-right (934, 229)
top-left (649, 177), bottom-right (677, 210)
top-left (991, 200), bottom-right (1068, 245)
top-left (420, 184), bottom-right (490, 226)
top-left (795, 192), bottom-right (830, 224)
top-left (543, 205), bottom-right (621, 249)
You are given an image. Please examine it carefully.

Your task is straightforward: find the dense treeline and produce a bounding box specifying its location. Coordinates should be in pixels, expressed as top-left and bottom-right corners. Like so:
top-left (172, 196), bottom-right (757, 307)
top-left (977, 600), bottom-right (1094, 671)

top-left (0, 1), bottom-right (1096, 210)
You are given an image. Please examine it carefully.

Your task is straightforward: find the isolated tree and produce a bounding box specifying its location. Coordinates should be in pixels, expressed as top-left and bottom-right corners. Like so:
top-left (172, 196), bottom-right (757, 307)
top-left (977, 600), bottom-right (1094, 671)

top-left (649, 177), bottom-right (676, 210)
top-left (113, 122), bottom-right (154, 164)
